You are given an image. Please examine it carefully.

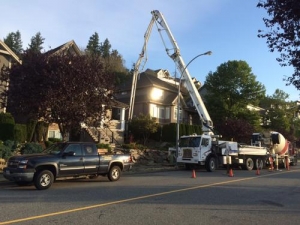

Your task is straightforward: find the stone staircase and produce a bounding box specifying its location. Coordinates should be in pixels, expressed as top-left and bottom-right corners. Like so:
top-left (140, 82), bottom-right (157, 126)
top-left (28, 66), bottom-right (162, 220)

top-left (81, 120), bottom-right (124, 149)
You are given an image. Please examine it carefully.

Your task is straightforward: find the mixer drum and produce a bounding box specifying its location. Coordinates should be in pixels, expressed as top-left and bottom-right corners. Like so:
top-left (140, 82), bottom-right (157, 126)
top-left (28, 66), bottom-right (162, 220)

top-left (270, 132), bottom-right (288, 156)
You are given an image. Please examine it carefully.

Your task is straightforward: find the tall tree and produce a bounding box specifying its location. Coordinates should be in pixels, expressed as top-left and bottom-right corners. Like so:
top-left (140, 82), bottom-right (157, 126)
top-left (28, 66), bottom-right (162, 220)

top-left (204, 60), bottom-right (265, 136)
top-left (257, 0), bottom-right (300, 90)
top-left (86, 34), bottom-right (130, 85)
top-left (86, 32), bottom-right (101, 55)
top-left (260, 89), bottom-right (295, 139)
top-left (28, 32), bottom-right (45, 53)
top-left (3, 30), bottom-right (23, 56)
top-left (6, 51), bottom-right (115, 140)
top-left (100, 38), bottom-right (111, 58)
top-left (107, 49), bottom-right (131, 85)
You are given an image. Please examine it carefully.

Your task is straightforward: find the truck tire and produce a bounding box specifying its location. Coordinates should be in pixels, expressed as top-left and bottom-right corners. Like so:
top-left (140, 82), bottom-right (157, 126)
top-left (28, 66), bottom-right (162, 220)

top-left (108, 166), bottom-right (121, 181)
top-left (255, 158), bottom-right (265, 170)
top-left (245, 158), bottom-right (254, 171)
top-left (205, 156), bottom-right (217, 172)
top-left (34, 170), bottom-right (54, 190)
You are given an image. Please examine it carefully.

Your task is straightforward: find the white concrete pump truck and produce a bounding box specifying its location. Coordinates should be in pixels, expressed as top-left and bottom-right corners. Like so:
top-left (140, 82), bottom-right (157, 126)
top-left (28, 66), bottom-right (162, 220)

top-left (131, 10), bottom-right (289, 172)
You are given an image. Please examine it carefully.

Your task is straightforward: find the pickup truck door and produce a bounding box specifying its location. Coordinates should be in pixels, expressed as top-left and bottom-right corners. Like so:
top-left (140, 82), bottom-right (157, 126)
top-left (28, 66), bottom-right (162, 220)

top-left (82, 144), bottom-right (100, 174)
top-left (59, 143), bottom-right (84, 176)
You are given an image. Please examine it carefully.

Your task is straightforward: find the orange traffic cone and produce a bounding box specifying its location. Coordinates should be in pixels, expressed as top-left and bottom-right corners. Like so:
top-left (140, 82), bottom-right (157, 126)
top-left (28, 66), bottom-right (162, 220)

top-left (228, 168), bottom-right (234, 177)
top-left (191, 169), bottom-right (196, 178)
top-left (256, 168), bottom-right (260, 175)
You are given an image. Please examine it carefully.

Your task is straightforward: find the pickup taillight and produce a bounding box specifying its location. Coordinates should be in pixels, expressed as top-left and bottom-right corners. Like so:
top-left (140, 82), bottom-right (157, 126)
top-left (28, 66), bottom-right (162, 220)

top-left (123, 156), bottom-right (133, 163)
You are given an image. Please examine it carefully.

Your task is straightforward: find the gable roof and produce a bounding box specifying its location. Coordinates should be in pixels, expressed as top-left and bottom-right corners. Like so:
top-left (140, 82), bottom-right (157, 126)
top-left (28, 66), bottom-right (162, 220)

top-left (116, 69), bottom-right (195, 106)
top-left (45, 40), bottom-right (81, 56)
top-left (0, 40), bottom-right (22, 64)
top-left (118, 69), bottom-right (179, 93)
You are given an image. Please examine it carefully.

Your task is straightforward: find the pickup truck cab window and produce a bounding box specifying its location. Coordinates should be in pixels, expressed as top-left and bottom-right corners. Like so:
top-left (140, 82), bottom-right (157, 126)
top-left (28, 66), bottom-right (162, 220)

top-left (83, 144), bottom-right (97, 155)
top-left (43, 143), bottom-right (68, 155)
top-left (64, 144), bottom-right (82, 156)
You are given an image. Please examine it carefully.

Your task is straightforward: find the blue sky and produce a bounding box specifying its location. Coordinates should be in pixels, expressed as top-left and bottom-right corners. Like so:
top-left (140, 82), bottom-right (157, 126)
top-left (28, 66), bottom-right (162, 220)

top-left (2, 0), bottom-right (299, 101)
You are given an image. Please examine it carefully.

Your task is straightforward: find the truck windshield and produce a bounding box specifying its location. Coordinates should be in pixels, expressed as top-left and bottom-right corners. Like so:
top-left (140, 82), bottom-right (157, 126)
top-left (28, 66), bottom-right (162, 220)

top-left (179, 137), bottom-right (201, 147)
top-left (43, 143), bottom-right (67, 155)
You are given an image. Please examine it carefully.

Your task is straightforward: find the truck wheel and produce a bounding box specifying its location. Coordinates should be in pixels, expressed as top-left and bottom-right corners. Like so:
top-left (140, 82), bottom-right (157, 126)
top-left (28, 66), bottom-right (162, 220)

top-left (206, 156), bottom-right (217, 172)
top-left (34, 170), bottom-right (54, 190)
top-left (108, 166), bottom-right (121, 181)
top-left (255, 158), bottom-right (265, 170)
top-left (245, 158), bottom-right (254, 171)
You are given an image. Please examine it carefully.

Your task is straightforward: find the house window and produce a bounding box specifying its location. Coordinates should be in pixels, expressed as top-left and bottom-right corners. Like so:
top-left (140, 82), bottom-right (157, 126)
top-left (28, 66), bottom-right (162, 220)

top-left (150, 104), bottom-right (169, 119)
top-left (165, 107), bottom-right (170, 119)
top-left (174, 107), bottom-right (182, 120)
top-left (49, 131), bottom-right (55, 138)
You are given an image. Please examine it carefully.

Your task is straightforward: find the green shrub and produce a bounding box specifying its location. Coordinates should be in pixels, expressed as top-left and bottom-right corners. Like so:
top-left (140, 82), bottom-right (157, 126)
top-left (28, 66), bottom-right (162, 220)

top-left (0, 113), bottom-right (15, 141)
top-left (161, 123), bottom-right (176, 142)
top-left (14, 124), bottom-right (27, 143)
top-left (0, 140), bottom-right (18, 160)
top-left (20, 143), bottom-right (43, 155)
top-left (96, 143), bottom-right (112, 152)
top-left (44, 141), bottom-right (54, 148)
top-left (48, 138), bottom-right (62, 143)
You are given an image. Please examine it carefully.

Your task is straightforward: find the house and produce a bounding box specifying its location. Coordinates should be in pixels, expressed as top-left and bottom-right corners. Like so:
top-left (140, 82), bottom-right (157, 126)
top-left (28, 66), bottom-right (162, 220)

top-left (115, 68), bottom-right (201, 125)
top-left (0, 40), bottom-right (22, 113)
top-left (45, 40), bottom-right (127, 145)
top-left (45, 40), bottom-right (82, 56)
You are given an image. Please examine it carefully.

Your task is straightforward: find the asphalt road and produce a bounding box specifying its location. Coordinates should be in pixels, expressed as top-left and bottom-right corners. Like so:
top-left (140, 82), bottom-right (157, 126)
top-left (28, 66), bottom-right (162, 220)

top-left (1, 166), bottom-right (300, 225)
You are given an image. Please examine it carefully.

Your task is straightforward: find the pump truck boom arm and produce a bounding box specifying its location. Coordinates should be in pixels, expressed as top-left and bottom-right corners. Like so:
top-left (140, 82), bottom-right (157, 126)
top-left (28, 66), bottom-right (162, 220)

top-left (128, 17), bottom-right (156, 121)
top-left (129, 10), bottom-right (213, 133)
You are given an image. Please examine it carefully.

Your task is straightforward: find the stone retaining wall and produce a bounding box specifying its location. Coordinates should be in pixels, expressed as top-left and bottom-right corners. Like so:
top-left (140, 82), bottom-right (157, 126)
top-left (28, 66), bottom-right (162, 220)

top-left (0, 158), bottom-right (6, 171)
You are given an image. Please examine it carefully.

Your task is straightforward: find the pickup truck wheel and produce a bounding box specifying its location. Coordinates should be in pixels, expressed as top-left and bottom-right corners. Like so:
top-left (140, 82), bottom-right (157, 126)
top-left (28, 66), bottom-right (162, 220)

top-left (34, 170), bottom-right (54, 190)
top-left (108, 166), bottom-right (121, 181)
top-left (245, 158), bottom-right (254, 171)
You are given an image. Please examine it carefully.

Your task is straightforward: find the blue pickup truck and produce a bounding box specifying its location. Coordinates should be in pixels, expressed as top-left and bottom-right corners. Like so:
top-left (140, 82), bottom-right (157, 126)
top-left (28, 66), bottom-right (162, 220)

top-left (3, 142), bottom-right (133, 190)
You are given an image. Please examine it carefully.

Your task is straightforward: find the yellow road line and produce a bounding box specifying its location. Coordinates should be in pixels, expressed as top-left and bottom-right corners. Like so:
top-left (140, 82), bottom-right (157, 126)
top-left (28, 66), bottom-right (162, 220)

top-left (0, 169), bottom-right (297, 225)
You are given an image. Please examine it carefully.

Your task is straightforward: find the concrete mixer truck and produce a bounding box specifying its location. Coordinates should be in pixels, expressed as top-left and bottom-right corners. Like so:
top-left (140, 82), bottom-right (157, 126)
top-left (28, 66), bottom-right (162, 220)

top-left (251, 131), bottom-right (298, 168)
